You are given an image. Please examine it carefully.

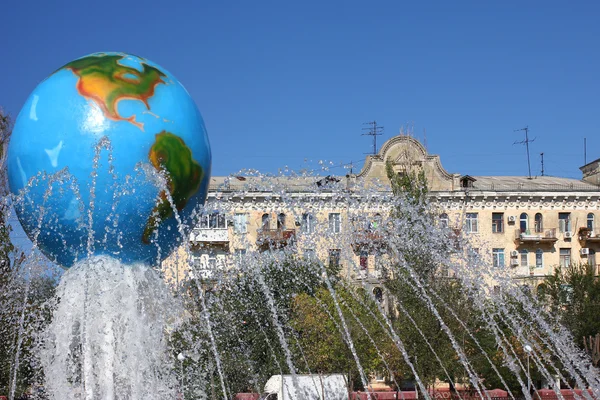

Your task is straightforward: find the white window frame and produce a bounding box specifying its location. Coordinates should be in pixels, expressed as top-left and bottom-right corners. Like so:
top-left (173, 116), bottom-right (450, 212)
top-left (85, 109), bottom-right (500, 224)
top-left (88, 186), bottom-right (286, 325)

top-left (559, 213), bottom-right (571, 233)
top-left (200, 212), bottom-right (227, 229)
top-left (466, 213), bottom-right (478, 233)
top-left (329, 213), bottom-right (341, 234)
top-left (492, 248), bottom-right (505, 268)
top-left (520, 213), bottom-right (529, 234)
top-left (559, 248), bottom-right (571, 268)
top-left (233, 213), bottom-right (248, 234)
top-left (234, 248), bottom-right (246, 264)
top-left (439, 213), bottom-right (449, 228)
top-left (535, 249), bottom-right (543, 269)
top-left (520, 250), bottom-right (528, 268)
top-left (587, 213), bottom-right (595, 231)
top-left (302, 213), bottom-right (316, 234)
top-left (304, 248), bottom-right (316, 260)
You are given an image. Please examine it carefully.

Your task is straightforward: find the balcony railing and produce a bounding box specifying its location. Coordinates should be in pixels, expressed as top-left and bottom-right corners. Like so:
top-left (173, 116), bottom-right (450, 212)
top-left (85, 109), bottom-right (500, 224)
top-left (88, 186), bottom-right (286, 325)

top-left (256, 228), bottom-right (295, 251)
top-left (190, 228), bottom-right (230, 249)
top-left (515, 228), bottom-right (557, 245)
top-left (351, 229), bottom-right (386, 251)
top-left (578, 227), bottom-right (600, 242)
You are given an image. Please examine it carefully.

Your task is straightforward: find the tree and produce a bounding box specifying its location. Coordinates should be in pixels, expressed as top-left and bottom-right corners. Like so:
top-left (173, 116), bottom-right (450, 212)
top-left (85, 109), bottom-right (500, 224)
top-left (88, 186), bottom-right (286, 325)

top-left (0, 108), bottom-right (57, 397)
top-left (540, 263), bottom-right (600, 350)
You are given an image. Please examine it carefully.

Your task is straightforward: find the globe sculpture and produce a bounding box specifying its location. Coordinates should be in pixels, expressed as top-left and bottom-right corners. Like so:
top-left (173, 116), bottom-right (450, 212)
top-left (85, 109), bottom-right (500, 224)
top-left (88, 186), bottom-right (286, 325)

top-left (7, 52), bottom-right (212, 268)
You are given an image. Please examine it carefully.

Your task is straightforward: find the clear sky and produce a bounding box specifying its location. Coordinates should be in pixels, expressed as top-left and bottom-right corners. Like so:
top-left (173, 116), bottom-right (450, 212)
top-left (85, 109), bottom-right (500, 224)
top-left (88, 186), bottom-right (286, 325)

top-left (2, 1), bottom-right (599, 179)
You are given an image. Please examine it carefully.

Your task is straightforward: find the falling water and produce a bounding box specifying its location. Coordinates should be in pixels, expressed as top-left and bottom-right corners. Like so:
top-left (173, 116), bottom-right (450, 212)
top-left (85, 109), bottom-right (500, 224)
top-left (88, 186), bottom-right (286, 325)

top-left (4, 159), bottom-right (600, 400)
top-left (39, 256), bottom-right (182, 400)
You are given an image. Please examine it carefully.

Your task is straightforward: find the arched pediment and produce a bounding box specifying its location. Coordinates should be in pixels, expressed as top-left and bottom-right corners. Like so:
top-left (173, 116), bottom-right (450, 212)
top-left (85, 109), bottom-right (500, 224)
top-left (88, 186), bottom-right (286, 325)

top-left (357, 135), bottom-right (457, 191)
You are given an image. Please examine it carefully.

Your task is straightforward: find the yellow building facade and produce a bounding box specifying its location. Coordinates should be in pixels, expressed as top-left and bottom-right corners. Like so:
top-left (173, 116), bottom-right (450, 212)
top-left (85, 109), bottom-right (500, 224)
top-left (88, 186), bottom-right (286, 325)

top-left (164, 135), bottom-right (600, 289)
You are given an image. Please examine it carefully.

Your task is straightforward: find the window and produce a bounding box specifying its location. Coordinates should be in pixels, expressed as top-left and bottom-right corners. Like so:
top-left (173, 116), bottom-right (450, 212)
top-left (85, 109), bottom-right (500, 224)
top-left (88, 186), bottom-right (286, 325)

top-left (207, 252), bottom-right (217, 269)
top-left (559, 248), bottom-right (571, 268)
top-left (200, 212), bottom-right (226, 229)
top-left (536, 249), bottom-right (543, 268)
top-left (492, 213), bottom-right (504, 233)
top-left (466, 213), bottom-right (478, 233)
top-left (304, 249), bottom-right (316, 260)
top-left (329, 213), bottom-right (341, 234)
top-left (233, 213), bottom-right (248, 234)
top-left (534, 213), bottom-right (543, 233)
top-left (370, 213), bottom-right (382, 230)
top-left (328, 249), bottom-right (341, 268)
top-left (559, 213), bottom-right (571, 233)
top-left (373, 287), bottom-right (383, 303)
top-left (589, 249), bottom-right (596, 267)
top-left (492, 248), bottom-right (505, 268)
top-left (588, 213), bottom-right (595, 230)
top-left (520, 250), bottom-right (528, 268)
top-left (439, 213), bottom-right (449, 228)
top-left (261, 213), bottom-right (271, 230)
top-left (302, 213), bottom-right (316, 234)
top-left (277, 213), bottom-right (286, 230)
top-left (468, 248), bottom-right (480, 262)
top-left (520, 213), bottom-right (529, 234)
top-left (360, 251), bottom-right (368, 270)
top-left (234, 249), bottom-right (246, 263)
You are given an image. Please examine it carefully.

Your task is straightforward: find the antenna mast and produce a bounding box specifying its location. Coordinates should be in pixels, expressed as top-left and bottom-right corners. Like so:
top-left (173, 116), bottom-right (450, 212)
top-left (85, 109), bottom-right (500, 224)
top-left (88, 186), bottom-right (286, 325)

top-left (540, 152), bottom-right (545, 176)
top-left (514, 126), bottom-right (535, 179)
top-left (362, 121), bottom-right (384, 155)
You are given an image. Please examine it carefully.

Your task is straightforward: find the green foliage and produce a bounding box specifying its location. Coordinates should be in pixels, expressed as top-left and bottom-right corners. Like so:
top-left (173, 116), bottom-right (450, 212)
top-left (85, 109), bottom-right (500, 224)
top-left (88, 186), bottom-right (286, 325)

top-left (172, 254), bottom-right (331, 397)
top-left (290, 285), bottom-right (403, 389)
top-left (541, 263), bottom-right (600, 345)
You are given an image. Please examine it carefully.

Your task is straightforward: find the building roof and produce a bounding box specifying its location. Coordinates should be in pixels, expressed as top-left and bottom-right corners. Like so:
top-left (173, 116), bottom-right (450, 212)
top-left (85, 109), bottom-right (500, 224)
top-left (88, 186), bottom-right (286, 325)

top-left (465, 176), bottom-right (599, 192)
top-left (206, 135), bottom-right (600, 194)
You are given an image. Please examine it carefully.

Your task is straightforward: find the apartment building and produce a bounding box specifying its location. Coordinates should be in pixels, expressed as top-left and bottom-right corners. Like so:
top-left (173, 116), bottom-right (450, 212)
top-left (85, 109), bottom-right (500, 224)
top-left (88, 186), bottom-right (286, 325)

top-left (164, 135), bottom-right (600, 290)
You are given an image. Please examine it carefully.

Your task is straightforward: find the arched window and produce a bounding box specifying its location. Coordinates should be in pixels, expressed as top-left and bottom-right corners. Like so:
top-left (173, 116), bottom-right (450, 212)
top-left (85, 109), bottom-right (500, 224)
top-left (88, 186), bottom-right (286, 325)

top-left (371, 213), bottom-right (382, 230)
top-left (535, 249), bottom-right (543, 269)
top-left (261, 213), bottom-right (270, 230)
top-left (520, 249), bottom-right (528, 268)
top-left (277, 213), bottom-right (286, 230)
top-left (373, 287), bottom-right (383, 303)
top-left (439, 213), bottom-right (449, 228)
top-left (587, 213), bottom-right (595, 231)
top-left (520, 213), bottom-right (529, 234)
top-left (534, 213), bottom-right (543, 233)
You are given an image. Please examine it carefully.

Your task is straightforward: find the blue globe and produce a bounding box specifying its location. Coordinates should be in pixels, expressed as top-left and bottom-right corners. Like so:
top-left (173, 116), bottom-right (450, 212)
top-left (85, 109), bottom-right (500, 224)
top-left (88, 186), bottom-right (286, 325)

top-left (7, 52), bottom-right (212, 268)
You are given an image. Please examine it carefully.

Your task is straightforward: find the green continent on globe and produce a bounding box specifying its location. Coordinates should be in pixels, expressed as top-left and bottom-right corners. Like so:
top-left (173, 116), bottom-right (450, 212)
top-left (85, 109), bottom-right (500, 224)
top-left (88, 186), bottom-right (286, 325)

top-left (143, 131), bottom-right (203, 244)
top-left (62, 53), bottom-right (166, 129)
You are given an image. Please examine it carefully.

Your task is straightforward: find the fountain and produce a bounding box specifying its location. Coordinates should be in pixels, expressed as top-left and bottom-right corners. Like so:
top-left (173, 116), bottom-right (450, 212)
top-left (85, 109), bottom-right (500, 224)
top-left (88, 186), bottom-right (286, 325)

top-left (3, 52), bottom-right (211, 399)
top-left (1, 53), bottom-right (600, 400)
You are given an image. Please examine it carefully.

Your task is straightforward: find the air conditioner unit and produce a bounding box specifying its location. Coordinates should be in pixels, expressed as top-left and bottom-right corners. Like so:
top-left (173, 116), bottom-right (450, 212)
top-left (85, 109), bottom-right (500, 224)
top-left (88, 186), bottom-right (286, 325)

top-left (564, 232), bottom-right (573, 239)
top-left (581, 248), bottom-right (590, 256)
top-left (508, 216), bottom-right (516, 223)
top-left (510, 250), bottom-right (519, 257)
top-left (510, 259), bottom-right (519, 266)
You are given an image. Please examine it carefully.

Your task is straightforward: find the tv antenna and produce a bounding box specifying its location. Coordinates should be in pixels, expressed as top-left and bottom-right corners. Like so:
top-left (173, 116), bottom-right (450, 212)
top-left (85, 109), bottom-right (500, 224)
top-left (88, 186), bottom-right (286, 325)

top-left (514, 126), bottom-right (535, 179)
top-left (362, 121), bottom-right (384, 155)
top-left (540, 152), bottom-right (545, 176)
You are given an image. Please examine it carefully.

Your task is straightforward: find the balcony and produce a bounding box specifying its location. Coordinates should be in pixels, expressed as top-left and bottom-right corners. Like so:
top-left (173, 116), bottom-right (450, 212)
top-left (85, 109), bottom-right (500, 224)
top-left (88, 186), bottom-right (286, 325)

top-left (514, 228), bottom-right (557, 245)
top-left (256, 228), bottom-right (295, 251)
top-left (578, 227), bottom-right (600, 244)
top-left (351, 230), bottom-right (386, 251)
top-left (190, 228), bottom-right (230, 250)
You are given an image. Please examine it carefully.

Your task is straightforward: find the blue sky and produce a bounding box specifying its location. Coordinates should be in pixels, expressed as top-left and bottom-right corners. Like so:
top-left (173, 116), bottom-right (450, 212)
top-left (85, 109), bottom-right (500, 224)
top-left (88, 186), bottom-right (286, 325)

top-left (2, 1), bottom-right (599, 179)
